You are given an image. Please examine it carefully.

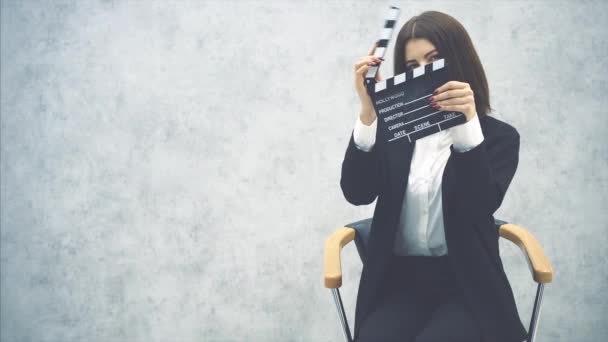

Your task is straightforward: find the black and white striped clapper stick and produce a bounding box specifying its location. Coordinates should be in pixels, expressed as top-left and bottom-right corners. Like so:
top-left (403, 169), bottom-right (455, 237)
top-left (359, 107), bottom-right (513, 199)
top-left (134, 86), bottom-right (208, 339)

top-left (364, 5), bottom-right (400, 87)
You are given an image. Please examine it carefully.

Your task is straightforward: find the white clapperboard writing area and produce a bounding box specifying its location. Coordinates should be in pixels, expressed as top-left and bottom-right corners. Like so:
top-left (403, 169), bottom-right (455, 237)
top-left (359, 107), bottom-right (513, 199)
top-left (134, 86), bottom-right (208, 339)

top-left (363, 5), bottom-right (467, 145)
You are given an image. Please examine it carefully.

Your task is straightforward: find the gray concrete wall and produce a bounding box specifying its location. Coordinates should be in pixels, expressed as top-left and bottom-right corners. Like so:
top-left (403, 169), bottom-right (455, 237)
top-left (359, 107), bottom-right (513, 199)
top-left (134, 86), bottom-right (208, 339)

top-left (1, 0), bottom-right (606, 341)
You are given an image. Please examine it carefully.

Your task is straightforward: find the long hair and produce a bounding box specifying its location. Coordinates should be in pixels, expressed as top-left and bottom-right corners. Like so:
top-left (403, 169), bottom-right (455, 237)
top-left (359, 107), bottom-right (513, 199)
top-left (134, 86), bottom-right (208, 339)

top-left (393, 11), bottom-right (493, 117)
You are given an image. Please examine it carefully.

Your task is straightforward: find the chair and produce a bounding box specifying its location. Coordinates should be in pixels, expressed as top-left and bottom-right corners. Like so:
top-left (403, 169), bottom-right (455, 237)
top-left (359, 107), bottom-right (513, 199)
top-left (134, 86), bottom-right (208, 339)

top-left (323, 218), bottom-right (554, 342)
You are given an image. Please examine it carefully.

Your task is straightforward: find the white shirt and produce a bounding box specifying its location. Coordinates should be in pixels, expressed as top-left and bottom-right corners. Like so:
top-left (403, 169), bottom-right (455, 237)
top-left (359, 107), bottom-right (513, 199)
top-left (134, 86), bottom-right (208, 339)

top-left (353, 114), bottom-right (485, 256)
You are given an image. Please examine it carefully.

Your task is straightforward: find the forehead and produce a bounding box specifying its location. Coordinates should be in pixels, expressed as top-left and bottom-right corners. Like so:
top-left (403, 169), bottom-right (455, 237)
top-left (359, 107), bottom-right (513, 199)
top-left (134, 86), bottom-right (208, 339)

top-left (405, 38), bottom-right (437, 59)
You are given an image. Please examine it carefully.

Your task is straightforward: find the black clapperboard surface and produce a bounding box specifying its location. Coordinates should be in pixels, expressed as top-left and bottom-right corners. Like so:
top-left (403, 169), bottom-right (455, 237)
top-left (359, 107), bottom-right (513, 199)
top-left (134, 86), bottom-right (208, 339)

top-left (364, 5), bottom-right (467, 145)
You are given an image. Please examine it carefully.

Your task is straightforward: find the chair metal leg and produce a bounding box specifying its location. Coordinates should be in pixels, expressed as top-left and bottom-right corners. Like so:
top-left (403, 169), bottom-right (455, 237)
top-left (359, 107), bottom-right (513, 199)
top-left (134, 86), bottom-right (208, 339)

top-left (331, 288), bottom-right (353, 342)
top-left (527, 283), bottom-right (545, 342)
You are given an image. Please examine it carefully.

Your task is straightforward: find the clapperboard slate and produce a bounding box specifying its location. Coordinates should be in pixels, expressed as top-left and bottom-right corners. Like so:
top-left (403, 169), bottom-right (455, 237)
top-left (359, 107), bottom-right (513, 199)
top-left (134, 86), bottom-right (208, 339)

top-left (364, 5), bottom-right (467, 144)
top-left (367, 59), bottom-right (467, 144)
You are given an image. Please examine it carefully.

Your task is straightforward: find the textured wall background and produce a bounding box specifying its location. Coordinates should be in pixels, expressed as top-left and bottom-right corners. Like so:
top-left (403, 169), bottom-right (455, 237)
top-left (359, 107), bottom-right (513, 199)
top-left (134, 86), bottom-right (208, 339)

top-left (1, 0), bottom-right (606, 341)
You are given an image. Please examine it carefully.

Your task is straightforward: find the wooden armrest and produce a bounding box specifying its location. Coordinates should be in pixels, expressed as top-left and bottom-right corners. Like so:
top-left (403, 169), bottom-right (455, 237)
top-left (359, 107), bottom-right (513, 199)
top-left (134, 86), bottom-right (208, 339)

top-left (499, 223), bottom-right (554, 283)
top-left (324, 227), bottom-right (356, 288)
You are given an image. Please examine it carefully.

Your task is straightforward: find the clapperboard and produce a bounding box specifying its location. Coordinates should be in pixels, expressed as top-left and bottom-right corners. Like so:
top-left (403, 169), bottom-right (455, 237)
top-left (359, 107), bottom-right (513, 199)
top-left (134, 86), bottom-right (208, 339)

top-left (364, 6), bottom-right (467, 144)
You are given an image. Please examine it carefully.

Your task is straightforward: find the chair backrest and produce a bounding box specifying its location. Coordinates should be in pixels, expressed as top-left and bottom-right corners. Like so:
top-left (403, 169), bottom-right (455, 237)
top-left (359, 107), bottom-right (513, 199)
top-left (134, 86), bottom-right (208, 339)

top-left (345, 217), bottom-right (508, 265)
top-left (344, 218), bottom-right (373, 265)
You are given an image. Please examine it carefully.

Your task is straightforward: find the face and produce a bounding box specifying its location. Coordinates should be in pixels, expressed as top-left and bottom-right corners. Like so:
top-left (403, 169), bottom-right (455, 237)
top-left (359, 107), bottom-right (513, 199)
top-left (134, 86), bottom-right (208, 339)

top-left (404, 38), bottom-right (442, 71)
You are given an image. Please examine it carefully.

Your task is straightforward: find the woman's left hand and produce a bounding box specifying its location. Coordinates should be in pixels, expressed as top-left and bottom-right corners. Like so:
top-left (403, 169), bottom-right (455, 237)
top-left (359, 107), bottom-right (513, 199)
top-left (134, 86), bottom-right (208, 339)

top-left (429, 81), bottom-right (477, 122)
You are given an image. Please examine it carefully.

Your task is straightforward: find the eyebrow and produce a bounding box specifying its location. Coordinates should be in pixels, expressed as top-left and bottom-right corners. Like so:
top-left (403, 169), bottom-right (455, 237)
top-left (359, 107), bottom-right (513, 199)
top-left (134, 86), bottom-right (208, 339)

top-left (406, 49), bottom-right (438, 64)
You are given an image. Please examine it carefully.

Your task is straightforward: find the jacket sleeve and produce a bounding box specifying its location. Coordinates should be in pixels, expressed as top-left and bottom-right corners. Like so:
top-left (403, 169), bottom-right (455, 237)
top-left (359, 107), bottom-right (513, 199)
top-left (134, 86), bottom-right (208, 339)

top-left (340, 128), bottom-right (382, 206)
top-left (446, 127), bottom-right (520, 222)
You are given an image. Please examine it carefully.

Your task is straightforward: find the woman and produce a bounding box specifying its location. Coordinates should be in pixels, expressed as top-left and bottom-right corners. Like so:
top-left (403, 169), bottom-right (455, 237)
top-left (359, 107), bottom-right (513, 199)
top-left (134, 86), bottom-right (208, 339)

top-left (341, 10), bottom-right (528, 342)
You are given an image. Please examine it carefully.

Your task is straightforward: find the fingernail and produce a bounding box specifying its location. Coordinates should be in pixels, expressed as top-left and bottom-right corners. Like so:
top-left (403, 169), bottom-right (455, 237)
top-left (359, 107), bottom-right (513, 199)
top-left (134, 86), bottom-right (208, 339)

top-left (433, 90), bottom-right (438, 95)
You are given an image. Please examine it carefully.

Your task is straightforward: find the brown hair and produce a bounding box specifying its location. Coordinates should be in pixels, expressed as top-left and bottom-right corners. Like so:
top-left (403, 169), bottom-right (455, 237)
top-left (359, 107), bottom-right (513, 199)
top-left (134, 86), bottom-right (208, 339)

top-left (393, 11), bottom-right (493, 117)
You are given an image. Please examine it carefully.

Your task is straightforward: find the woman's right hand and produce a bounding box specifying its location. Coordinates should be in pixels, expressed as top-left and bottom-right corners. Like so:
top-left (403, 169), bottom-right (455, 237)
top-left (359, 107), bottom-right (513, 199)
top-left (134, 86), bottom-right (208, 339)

top-left (354, 43), bottom-right (384, 121)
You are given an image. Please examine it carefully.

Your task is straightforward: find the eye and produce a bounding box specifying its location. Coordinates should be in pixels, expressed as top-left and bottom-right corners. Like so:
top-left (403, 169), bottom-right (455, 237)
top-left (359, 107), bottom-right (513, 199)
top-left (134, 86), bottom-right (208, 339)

top-left (406, 54), bottom-right (442, 71)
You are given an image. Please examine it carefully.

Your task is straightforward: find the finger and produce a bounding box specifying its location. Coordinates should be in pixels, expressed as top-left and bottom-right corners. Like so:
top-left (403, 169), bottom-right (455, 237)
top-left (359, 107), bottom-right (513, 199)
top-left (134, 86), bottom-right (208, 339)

top-left (354, 57), bottom-right (382, 71)
top-left (363, 63), bottom-right (381, 81)
top-left (363, 55), bottom-right (383, 62)
top-left (435, 103), bottom-right (472, 114)
top-left (356, 64), bottom-right (383, 83)
top-left (433, 88), bottom-right (473, 101)
top-left (354, 61), bottom-right (378, 74)
top-left (356, 63), bottom-right (371, 77)
top-left (433, 81), bottom-right (468, 95)
top-left (434, 95), bottom-right (472, 106)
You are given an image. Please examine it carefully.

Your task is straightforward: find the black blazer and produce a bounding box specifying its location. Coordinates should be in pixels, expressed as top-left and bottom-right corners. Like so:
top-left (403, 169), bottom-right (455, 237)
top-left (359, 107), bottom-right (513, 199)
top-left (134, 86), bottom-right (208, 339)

top-left (340, 114), bottom-right (528, 342)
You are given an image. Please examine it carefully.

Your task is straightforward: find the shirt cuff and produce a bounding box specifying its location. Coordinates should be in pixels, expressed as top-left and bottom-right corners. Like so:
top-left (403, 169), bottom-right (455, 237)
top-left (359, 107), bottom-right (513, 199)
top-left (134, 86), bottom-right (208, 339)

top-left (353, 115), bottom-right (377, 152)
top-left (449, 113), bottom-right (484, 153)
